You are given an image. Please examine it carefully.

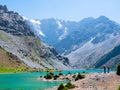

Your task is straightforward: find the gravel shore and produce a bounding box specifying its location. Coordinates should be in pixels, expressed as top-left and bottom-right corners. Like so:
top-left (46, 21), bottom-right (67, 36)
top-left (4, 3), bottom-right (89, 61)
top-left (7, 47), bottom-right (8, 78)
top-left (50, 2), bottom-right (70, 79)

top-left (47, 72), bottom-right (120, 90)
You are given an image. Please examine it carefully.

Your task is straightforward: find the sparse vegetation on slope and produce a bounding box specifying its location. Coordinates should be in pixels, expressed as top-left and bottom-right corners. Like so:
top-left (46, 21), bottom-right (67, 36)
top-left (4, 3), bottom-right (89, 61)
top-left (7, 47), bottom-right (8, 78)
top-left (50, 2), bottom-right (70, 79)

top-left (0, 47), bottom-right (32, 73)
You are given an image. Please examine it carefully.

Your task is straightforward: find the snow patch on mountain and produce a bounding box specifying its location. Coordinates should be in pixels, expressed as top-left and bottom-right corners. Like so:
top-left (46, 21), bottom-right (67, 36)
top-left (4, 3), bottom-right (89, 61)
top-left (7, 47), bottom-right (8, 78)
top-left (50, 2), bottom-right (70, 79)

top-left (30, 19), bottom-right (41, 25)
top-left (23, 16), bottom-right (45, 37)
top-left (59, 27), bottom-right (68, 40)
top-left (95, 23), bottom-right (104, 29)
top-left (56, 20), bottom-right (62, 29)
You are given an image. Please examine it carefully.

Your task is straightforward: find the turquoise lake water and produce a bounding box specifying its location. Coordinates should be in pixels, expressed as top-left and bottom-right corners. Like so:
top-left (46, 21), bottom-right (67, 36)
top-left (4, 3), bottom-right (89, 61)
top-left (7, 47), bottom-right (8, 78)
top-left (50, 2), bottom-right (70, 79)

top-left (0, 69), bottom-right (111, 90)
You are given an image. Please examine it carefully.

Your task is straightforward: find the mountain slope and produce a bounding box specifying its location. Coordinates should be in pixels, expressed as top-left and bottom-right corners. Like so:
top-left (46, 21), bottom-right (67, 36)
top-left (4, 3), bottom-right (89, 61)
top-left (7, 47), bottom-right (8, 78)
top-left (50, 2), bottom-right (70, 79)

top-left (67, 34), bottom-right (120, 68)
top-left (0, 5), bottom-right (70, 70)
top-left (94, 45), bottom-right (120, 68)
top-left (0, 46), bottom-right (31, 72)
top-left (26, 15), bottom-right (120, 69)
top-left (25, 16), bottom-right (120, 54)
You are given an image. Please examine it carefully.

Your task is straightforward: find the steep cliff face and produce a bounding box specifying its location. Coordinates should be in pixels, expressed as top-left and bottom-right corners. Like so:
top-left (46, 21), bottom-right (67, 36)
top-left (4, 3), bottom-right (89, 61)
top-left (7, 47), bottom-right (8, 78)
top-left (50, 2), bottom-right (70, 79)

top-left (0, 5), bottom-right (70, 70)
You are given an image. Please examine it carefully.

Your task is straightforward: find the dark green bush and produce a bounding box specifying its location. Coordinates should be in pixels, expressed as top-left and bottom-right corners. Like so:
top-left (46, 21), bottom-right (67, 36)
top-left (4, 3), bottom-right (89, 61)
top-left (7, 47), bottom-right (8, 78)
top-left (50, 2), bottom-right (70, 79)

top-left (44, 73), bottom-right (54, 79)
top-left (57, 83), bottom-right (68, 90)
top-left (117, 64), bottom-right (120, 75)
top-left (59, 72), bottom-right (63, 75)
top-left (72, 74), bottom-right (76, 78)
top-left (57, 82), bottom-right (75, 90)
top-left (66, 77), bottom-right (69, 80)
top-left (75, 73), bottom-right (85, 81)
top-left (53, 75), bottom-right (59, 80)
top-left (49, 72), bottom-right (54, 76)
top-left (65, 82), bottom-right (75, 89)
top-left (68, 72), bottom-right (71, 74)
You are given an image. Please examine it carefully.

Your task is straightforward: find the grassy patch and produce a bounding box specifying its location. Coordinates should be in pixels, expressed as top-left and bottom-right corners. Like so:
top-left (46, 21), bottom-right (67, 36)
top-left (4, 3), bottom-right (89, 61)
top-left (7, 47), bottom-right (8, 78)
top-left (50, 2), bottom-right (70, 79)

top-left (0, 47), bottom-right (33, 73)
top-left (0, 67), bottom-right (24, 73)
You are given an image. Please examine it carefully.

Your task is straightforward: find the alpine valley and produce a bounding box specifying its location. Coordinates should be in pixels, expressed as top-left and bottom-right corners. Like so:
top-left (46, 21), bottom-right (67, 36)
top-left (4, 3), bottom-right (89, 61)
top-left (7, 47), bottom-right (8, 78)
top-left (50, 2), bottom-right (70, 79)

top-left (25, 14), bottom-right (120, 69)
top-left (0, 5), bottom-right (120, 70)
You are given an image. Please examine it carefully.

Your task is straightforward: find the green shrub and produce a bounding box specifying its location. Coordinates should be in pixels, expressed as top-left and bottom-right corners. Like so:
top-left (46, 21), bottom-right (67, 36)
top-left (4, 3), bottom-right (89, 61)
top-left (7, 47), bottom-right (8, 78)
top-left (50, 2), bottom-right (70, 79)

top-left (66, 77), bottom-right (69, 80)
top-left (53, 75), bottom-right (59, 80)
top-left (59, 72), bottom-right (63, 75)
top-left (57, 82), bottom-right (75, 90)
top-left (49, 72), bottom-right (54, 76)
top-left (68, 72), bottom-right (71, 74)
top-left (44, 73), bottom-right (54, 79)
top-left (57, 83), bottom-right (68, 90)
top-left (72, 74), bottom-right (76, 78)
top-left (65, 82), bottom-right (75, 89)
top-left (117, 64), bottom-right (120, 75)
top-left (62, 87), bottom-right (68, 90)
top-left (75, 73), bottom-right (85, 81)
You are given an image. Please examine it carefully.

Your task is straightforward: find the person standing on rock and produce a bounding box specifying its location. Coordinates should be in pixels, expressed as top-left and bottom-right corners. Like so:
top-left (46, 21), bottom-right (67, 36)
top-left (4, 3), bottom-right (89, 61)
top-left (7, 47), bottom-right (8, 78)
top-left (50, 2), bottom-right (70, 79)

top-left (107, 67), bottom-right (110, 73)
top-left (103, 66), bottom-right (106, 74)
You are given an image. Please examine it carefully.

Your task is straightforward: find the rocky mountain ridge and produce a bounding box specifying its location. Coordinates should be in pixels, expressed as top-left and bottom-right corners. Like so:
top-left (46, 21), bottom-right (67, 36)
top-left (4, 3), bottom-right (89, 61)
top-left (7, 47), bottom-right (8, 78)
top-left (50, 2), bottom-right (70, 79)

top-left (0, 5), bottom-right (70, 70)
top-left (26, 15), bottom-right (120, 69)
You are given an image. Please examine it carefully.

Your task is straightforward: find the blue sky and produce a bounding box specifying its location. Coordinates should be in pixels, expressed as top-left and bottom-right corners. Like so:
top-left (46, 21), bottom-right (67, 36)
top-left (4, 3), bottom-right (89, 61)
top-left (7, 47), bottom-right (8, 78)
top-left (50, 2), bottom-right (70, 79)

top-left (0, 0), bottom-right (120, 23)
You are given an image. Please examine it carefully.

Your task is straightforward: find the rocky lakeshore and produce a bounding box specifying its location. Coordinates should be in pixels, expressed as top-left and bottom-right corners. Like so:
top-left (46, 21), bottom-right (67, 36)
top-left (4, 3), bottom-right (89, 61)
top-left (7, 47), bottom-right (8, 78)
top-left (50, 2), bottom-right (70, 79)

top-left (39, 72), bottom-right (85, 82)
top-left (46, 72), bottom-right (120, 90)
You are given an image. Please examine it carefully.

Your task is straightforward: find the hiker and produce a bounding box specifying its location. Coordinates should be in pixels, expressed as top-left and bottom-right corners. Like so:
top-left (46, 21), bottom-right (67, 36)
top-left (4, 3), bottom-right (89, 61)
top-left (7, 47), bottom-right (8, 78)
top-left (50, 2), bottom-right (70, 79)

top-left (103, 66), bottom-right (106, 74)
top-left (107, 67), bottom-right (110, 73)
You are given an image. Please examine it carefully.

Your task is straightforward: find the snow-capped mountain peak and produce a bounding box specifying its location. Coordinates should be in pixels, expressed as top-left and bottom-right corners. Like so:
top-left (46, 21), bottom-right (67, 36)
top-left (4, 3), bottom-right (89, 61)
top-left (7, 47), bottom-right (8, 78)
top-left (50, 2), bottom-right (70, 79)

top-left (24, 16), bottom-right (120, 69)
